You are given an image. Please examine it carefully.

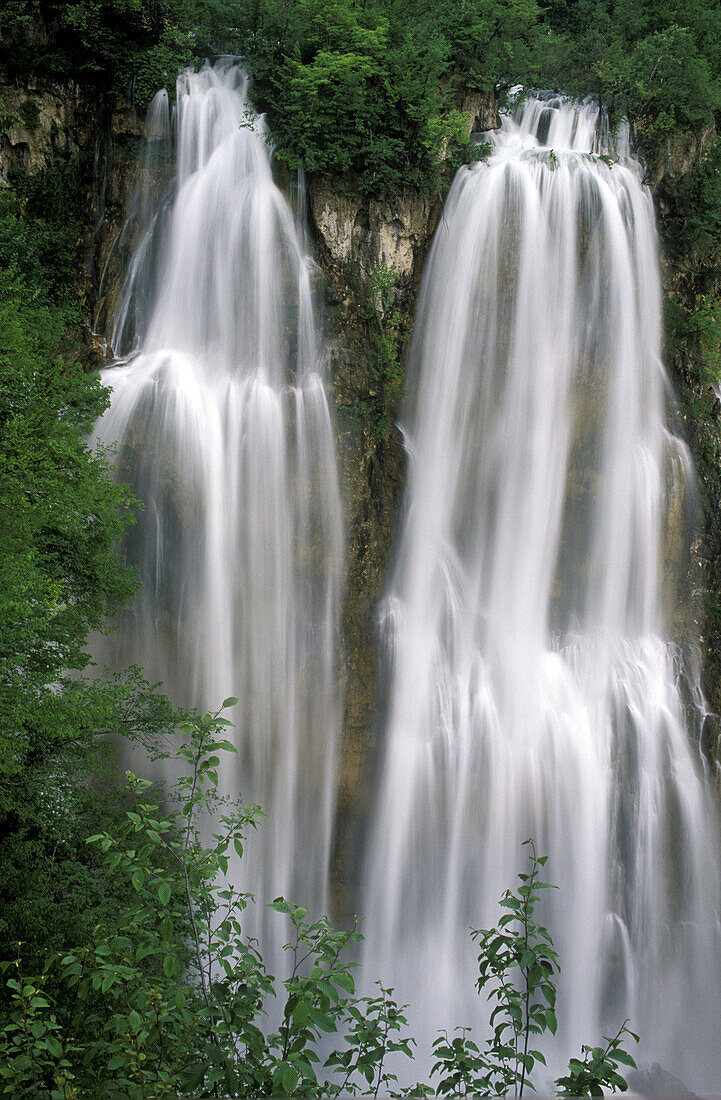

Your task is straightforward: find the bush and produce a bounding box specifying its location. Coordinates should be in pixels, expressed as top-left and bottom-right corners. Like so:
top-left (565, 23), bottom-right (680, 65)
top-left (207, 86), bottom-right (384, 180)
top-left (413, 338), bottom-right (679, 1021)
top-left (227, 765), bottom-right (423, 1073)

top-left (0, 709), bottom-right (637, 1098)
top-left (0, 194), bottom-right (179, 994)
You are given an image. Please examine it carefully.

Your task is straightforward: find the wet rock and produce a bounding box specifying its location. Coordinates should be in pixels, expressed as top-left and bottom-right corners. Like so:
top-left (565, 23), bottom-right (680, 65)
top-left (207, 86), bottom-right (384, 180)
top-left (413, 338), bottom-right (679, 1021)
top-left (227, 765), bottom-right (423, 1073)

top-left (627, 1061), bottom-right (700, 1097)
top-left (309, 180), bottom-right (439, 295)
top-left (652, 125), bottom-right (716, 199)
top-left (0, 78), bottom-right (80, 185)
top-left (461, 88), bottom-right (501, 134)
top-left (306, 179), bottom-right (445, 917)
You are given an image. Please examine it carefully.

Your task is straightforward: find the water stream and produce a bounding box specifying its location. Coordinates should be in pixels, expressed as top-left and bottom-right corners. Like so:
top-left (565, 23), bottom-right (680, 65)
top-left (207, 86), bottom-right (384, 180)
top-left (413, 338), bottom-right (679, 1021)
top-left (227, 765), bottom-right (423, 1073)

top-left (94, 61), bottom-right (344, 959)
top-left (359, 95), bottom-right (721, 1089)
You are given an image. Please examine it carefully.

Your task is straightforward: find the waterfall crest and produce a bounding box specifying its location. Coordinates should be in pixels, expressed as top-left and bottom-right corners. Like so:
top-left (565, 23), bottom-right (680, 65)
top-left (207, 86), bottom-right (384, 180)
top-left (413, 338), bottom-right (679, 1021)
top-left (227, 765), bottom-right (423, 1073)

top-left (94, 61), bottom-right (343, 947)
top-left (360, 94), bottom-right (721, 1088)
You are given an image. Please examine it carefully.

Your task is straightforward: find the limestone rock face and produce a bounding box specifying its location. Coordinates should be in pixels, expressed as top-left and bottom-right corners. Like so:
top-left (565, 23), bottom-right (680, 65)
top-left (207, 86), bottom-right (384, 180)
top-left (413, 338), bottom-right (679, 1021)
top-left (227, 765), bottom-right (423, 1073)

top-left (304, 180), bottom-right (443, 914)
top-left (88, 102), bottom-right (145, 347)
top-left (0, 72), bottom-right (144, 364)
top-left (461, 88), bottom-right (501, 133)
top-left (656, 124), bottom-right (721, 722)
top-left (0, 81), bottom-right (79, 185)
top-left (308, 87), bottom-right (499, 297)
top-left (652, 124), bottom-right (716, 214)
top-left (310, 181), bottom-right (437, 291)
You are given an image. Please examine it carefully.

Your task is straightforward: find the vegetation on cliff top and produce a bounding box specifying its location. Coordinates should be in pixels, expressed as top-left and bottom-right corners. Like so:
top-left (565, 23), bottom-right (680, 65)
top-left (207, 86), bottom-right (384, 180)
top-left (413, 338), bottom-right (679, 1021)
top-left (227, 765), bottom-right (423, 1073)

top-left (3, 0), bottom-right (720, 193)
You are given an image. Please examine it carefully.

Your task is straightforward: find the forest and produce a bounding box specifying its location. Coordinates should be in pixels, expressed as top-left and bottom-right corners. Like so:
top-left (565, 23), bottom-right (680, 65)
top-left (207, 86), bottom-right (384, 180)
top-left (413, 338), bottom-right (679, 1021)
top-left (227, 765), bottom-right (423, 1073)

top-left (1, 0), bottom-right (721, 1096)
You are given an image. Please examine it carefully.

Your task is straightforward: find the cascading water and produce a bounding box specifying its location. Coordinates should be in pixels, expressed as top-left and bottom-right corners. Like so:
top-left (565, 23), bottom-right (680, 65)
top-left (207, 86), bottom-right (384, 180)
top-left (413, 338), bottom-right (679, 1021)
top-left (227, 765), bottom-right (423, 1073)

top-left (360, 94), bottom-right (721, 1089)
top-left (94, 61), bottom-right (343, 958)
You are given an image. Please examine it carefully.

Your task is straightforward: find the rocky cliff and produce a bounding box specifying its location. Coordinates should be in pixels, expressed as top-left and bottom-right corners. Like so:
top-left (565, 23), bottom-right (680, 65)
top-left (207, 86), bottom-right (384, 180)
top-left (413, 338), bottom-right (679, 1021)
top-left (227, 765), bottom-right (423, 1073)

top-left (308, 179), bottom-right (442, 907)
top-left (655, 124), bottom-right (721, 757)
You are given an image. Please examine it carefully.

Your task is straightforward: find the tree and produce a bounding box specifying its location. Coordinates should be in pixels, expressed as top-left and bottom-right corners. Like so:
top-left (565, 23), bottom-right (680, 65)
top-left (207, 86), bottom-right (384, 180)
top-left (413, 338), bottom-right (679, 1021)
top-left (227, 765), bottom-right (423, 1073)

top-left (0, 194), bottom-right (176, 982)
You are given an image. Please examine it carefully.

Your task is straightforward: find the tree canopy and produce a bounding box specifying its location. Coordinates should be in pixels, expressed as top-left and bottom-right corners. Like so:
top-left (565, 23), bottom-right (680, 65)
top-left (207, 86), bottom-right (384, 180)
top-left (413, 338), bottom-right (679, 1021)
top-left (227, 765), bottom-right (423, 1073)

top-left (2, 0), bottom-right (720, 190)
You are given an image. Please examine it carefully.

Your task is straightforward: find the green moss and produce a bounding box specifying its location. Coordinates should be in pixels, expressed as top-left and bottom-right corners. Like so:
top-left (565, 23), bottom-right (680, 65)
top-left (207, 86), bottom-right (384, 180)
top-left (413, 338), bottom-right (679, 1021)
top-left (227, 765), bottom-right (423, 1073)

top-left (18, 97), bottom-right (39, 131)
top-left (335, 262), bottom-right (406, 443)
top-left (10, 150), bottom-right (86, 225)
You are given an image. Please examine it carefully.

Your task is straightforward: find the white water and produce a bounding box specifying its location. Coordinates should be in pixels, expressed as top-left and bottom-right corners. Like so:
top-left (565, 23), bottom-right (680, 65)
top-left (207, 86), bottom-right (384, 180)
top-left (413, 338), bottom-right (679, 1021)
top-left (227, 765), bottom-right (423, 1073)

top-left (94, 61), bottom-right (343, 956)
top-left (360, 94), bottom-right (721, 1089)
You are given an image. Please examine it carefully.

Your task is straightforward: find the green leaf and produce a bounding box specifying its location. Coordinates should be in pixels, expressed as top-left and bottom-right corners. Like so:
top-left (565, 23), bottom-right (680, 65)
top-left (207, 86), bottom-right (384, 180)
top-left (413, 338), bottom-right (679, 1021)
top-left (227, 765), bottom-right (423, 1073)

top-left (44, 1034), bottom-right (64, 1059)
top-left (334, 970), bottom-right (355, 994)
top-left (184, 1062), bottom-right (207, 1089)
top-left (281, 1063), bottom-right (300, 1093)
top-left (163, 954), bottom-right (176, 979)
top-left (222, 696), bottom-right (239, 708)
top-left (269, 898), bottom-right (294, 915)
top-left (158, 881), bottom-right (171, 906)
top-left (309, 1008), bottom-right (337, 1033)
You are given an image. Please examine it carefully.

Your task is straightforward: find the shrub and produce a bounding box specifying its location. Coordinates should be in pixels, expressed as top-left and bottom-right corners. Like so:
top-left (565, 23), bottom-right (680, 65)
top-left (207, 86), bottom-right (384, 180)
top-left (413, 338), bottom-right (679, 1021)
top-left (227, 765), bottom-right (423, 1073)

top-left (0, 708), bottom-right (637, 1097)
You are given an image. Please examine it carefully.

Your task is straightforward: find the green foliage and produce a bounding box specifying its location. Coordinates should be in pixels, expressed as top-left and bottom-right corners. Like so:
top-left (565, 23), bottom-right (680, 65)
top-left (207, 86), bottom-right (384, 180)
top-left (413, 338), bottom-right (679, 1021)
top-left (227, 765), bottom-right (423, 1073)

top-left (533, 0), bottom-right (721, 171)
top-left (431, 844), bottom-right (638, 1096)
top-left (4, 0), bottom-right (721, 187)
top-left (337, 263), bottom-right (405, 442)
top-left (125, 21), bottom-right (196, 109)
top-left (0, 960), bottom-right (76, 1099)
top-left (663, 137), bottom-right (721, 263)
top-left (0, 2), bottom-right (215, 108)
top-left (669, 292), bottom-right (721, 391)
top-left (0, 194), bottom-right (79, 308)
top-left (19, 99), bottom-right (40, 131)
top-left (202, 0), bottom-right (720, 191)
top-left (0, 1), bottom-right (159, 80)
top-left (0, 189), bottom-right (179, 992)
top-left (424, 0), bottom-right (542, 92)
top-left (472, 840), bottom-right (558, 1094)
top-left (364, 264), bottom-right (404, 443)
top-left (431, 841), bottom-right (559, 1096)
top-left (0, 265), bottom-right (136, 741)
top-left (234, 0), bottom-right (453, 193)
top-left (116, 0), bottom-right (533, 195)
top-left (0, 708), bottom-right (420, 1098)
top-left (0, 718), bottom-right (638, 1097)
top-left (556, 1020), bottom-right (639, 1097)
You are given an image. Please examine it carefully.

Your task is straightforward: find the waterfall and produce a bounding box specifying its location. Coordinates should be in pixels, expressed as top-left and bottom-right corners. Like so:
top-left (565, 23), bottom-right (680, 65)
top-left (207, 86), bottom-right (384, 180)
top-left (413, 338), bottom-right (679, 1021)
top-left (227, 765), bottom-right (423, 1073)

top-left (94, 61), bottom-right (343, 957)
top-left (360, 94), bottom-right (721, 1089)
